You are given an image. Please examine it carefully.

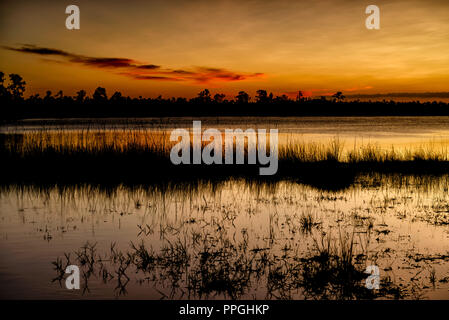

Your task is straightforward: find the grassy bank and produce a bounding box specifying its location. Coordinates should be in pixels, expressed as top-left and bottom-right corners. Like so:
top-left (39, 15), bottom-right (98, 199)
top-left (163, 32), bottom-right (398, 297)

top-left (1, 130), bottom-right (448, 190)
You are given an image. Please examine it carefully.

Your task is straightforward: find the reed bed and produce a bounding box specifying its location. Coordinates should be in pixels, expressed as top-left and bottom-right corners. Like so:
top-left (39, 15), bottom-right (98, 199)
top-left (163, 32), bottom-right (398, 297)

top-left (1, 129), bottom-right (448, 190)
top-left (279, 136), bottom-right (449, 163)
top-left (1, 129), bottom-right (172, 157)
top-left (2, 129), bottom-right (449, 163)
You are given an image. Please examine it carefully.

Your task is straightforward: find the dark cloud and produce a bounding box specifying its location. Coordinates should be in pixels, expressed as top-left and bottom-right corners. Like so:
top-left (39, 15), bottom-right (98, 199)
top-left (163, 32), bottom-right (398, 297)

top-left (170, 69), bottom-right (195, 75)
top-left (188, 68), bottom-right (264, 83)
top-left (3, 44), bottom-right (265, 84)
top-left (135, 64), bottom-right (161, 70)
top-left (16, 47), bottom-right (68, 56)
top-left (3, 44), bottom-right (72, 56)
top-left (73, 57), bottom-right (137, 68)
top-left (128, 74), bottom-right (184, 81)
top-left (348, 92), bottom-right (449, 98)
top-left (3, 44), bottom-right (153, 69)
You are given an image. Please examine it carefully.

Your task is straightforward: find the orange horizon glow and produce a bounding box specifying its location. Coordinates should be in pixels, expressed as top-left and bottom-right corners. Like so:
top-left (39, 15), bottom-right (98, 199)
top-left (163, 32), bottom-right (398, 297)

top-left (0, 0), bottom-right (448, 99)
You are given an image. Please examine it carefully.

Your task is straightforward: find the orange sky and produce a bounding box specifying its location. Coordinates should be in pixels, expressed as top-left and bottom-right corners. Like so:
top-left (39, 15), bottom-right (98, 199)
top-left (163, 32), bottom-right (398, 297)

top-left (1, 0), bottom-right (448, 98)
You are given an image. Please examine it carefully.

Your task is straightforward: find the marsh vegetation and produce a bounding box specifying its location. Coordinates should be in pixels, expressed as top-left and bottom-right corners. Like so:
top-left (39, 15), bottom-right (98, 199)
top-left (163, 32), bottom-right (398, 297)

top-left (1, 128), bottom-right (448, 190)
top-left (0, 174), bottom-right (448, 299)
top-left (0, 118), bottom-right (448, 299)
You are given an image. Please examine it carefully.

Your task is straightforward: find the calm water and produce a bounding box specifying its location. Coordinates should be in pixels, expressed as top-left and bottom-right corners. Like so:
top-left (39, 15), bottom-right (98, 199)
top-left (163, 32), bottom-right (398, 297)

top-left (3, 116), bottom-right (449, 146)
top-left (1, 117), bottom-right (449, 299)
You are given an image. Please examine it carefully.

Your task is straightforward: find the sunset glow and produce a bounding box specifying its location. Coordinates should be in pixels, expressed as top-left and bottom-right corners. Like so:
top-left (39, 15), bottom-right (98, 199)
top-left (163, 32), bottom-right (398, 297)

top-left (1, 0), bottom-right (448, 98)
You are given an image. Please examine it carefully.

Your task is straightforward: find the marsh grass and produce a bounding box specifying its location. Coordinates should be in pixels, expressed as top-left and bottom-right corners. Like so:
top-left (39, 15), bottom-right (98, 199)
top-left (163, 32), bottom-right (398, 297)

top-left (3, 129), bottom-right (449, 162)
top-left (1, 130), bottom-right (448, 190)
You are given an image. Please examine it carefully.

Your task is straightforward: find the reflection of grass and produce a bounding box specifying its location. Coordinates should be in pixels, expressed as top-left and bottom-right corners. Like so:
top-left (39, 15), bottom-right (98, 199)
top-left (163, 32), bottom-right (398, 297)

top-left (1, 131), bottom-right (448, 191)
top-left (52, 227), bottom-right (404, 300)
top-left (5, 179), bottom-right (443, 299)
top-left (299, 210), bottom-right (320, 234)
top-left (299, 230), bottom-right (374, 299)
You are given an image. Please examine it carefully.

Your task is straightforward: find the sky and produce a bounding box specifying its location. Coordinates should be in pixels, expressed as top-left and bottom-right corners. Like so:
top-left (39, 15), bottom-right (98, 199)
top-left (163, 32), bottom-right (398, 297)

top-left (0, 0), bottom-right (448, 98)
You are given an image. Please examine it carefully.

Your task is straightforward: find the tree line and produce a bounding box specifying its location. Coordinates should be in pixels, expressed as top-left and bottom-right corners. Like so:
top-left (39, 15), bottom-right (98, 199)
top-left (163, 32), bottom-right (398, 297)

top-left (1, 72), bottom-right (448, 120)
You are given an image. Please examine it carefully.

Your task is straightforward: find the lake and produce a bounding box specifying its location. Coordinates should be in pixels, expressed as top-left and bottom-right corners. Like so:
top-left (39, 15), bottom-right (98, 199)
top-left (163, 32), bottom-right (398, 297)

top-left (0, 116), bottom-right (448, 299)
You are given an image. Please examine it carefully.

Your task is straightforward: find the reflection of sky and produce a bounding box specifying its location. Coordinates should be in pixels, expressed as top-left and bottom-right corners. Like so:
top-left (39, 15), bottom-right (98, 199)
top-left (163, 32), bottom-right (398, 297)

top-left (1, 179), bottom-right (449, 299)
top-left (3, 117), bottom-right (449, 151)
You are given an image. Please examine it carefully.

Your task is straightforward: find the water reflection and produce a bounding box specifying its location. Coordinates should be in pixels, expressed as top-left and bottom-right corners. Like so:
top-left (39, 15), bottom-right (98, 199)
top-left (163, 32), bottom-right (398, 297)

top-left (1, 175), bottom-right (448, 299)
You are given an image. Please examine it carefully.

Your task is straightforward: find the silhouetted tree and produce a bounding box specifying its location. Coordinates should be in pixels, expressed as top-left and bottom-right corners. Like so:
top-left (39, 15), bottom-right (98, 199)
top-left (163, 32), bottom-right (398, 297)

top-left (256, 90), bottom-right (268, 103)
top-left (235, 91), bottom-right (250, 104)
top-left (296, 91), bottom-right (304, 102)
top-left (93, 87), bottom-right (107, 101)
top-left (274, 94), bottom-right (289, 102)
top-left (213, 93), bottom-right (226, 103)
top-left (333, 91), bottom-right (345, 101)
top-left (75, 90), bottom-right (86, 103)
top-left (29, 93), bottom-right (40, 102)
top-left (111, 91), bottom-right (122, 101)
top-left (7, 74), bottom-right (26, 100)
top-left (197, 89), bottom-right (212, 103)
top-left (44, 90), bottom-right (53, 102)
top-left (0, 72), bottom-right (9, 99)
top-left (55, 90), bottom-right (64, 100)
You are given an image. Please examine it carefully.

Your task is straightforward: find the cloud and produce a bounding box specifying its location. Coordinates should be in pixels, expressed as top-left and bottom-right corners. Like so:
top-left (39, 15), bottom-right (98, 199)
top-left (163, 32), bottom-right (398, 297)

top-left (135, 64), bottom-right (161, 70)
top-left (120, 73), bottom-right (184, 81)
top-left (4, 45), bottom-right (72, 56)
top-left (347, 92), bottom-right (449, 98)
top-left (3, 44), bottom-right (156, 69)
top-left (3, 44), bottom-right (264, 84)
top-left (72, 57), bottom-right (139, 68)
